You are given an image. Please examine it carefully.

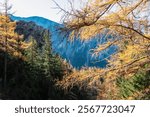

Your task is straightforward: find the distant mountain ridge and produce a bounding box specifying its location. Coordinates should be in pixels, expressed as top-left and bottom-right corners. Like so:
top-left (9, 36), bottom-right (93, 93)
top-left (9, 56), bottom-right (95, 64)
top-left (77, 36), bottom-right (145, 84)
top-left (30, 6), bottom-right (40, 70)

top-left (11, 15), bottom-right (59, 31)
top-left (11, 15), bottom-right (116, 68)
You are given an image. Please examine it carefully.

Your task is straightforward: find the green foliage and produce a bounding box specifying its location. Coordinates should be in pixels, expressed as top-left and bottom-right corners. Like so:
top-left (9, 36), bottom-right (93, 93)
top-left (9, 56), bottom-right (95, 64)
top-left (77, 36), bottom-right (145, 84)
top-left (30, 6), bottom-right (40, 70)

top-left (117, 78), bottom-right (136, 99)
top-left (117, 71), bottom-right (150, 99)
top-left (41, 31), bottom-right (52, 78)
top-left (0, 28), bottom-right (70, 99)
top-left (25, 36), bottom-right (39, 65)
top-left (6, 61), bottom-right (50, 99)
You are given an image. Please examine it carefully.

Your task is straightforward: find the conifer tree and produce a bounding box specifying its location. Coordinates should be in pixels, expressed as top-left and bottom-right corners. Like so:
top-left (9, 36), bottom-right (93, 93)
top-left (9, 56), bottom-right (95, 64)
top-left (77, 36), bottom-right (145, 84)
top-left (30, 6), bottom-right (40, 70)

top-left (42, 30), bottom-right (52, 79)
top-left (57, 0), bottom-right (150, 79)
top-left (0, 0), bottom-right (31, 89)
top-left (55, 0), bottom-right (150, 98)
top-left (25, 36), bottom-right (39, 66)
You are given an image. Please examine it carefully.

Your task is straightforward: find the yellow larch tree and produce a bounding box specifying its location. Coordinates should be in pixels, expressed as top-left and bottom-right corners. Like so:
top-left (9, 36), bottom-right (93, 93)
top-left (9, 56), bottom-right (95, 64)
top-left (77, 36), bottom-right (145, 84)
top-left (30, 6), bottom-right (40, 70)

top-left (0, 0), bottom-right (31, 89)
top-left (0, 14), bottom-right (30, 57)
top-left (56, 0), bottom-right (150, 98)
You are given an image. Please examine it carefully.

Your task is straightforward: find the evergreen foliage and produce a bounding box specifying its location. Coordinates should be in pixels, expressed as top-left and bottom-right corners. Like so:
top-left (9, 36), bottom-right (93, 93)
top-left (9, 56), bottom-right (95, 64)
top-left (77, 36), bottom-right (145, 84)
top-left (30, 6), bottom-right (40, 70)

top-left (117, 71), bottom-right (150, 100)
top-left (0, 31), bottom-right (69, 99)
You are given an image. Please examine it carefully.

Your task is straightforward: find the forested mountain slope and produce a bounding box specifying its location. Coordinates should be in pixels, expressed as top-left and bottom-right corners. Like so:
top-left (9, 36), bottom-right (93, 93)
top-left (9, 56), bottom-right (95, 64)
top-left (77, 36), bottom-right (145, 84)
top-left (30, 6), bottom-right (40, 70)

top-left (11, 15), bottom-right (116, 68)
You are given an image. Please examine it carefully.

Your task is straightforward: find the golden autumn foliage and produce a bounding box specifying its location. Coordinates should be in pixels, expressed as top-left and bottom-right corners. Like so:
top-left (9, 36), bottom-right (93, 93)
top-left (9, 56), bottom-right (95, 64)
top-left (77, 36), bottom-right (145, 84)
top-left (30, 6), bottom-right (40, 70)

top-left (58, 0), bottom-right (150, 77)
top-left (0, 14), bottom-right (31, 58)
top-left (56, 0), bottom-right (150, 97)
top-left (58, 68), bottom-right (103, 89)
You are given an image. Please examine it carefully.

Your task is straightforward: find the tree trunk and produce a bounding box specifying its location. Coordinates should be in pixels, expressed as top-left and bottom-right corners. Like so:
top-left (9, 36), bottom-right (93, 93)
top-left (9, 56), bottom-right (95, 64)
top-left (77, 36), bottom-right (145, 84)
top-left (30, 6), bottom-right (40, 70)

top-left (4, 37), bottom-right (7, 90)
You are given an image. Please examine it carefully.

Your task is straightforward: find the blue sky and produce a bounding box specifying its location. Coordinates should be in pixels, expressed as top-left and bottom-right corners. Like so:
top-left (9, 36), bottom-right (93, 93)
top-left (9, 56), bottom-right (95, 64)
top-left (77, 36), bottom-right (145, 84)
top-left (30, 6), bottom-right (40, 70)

top-left (6, 0), bottom-right (84, 23)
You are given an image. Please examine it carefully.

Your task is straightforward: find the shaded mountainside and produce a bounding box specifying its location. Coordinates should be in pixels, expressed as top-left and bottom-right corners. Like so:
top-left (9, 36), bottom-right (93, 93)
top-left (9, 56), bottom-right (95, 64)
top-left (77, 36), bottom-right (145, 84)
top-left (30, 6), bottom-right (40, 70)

top-left (11, 15), bottom-right (116, 68)
top-left (15, 21), bottom-right (47, 46)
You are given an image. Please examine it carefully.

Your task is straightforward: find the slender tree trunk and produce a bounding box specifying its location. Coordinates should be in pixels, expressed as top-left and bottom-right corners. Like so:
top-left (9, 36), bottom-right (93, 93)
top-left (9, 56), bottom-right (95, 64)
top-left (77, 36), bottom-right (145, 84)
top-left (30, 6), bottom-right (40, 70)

top-left (16, 36), bottom-right (20, 80)
top-left (4, 2), bottom-right (8, 90)
top-left (4, 36), bottom-right (7, 90)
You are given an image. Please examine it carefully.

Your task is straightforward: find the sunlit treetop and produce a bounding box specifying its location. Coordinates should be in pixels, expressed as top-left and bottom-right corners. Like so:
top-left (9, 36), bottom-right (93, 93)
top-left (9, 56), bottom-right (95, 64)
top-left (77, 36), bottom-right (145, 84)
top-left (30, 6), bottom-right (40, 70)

top-left (0, 0), bottom-right (31, 58)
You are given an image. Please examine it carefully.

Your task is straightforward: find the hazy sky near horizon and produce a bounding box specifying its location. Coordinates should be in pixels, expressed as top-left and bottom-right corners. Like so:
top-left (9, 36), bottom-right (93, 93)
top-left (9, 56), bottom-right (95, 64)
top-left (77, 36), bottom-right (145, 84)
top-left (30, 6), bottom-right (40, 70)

top-left (3, 0), bottom-right (84, 23)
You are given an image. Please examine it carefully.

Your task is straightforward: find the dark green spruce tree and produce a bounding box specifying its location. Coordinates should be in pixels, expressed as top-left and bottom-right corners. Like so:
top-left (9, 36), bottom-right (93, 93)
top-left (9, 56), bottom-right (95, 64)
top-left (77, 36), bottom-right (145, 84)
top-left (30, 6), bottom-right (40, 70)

top-left (25, 36), bottom-right (39, 66)
top-left (42, 30), bottom-right (52, 79)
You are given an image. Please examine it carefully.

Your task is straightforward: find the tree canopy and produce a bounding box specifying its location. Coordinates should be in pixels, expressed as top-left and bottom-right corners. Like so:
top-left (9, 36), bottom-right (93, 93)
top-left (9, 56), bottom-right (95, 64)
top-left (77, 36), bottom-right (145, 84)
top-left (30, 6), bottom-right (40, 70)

top-left (58, 0), bottom-right (150, 77)
top-left (56, 0), bottom-right (150, 97)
